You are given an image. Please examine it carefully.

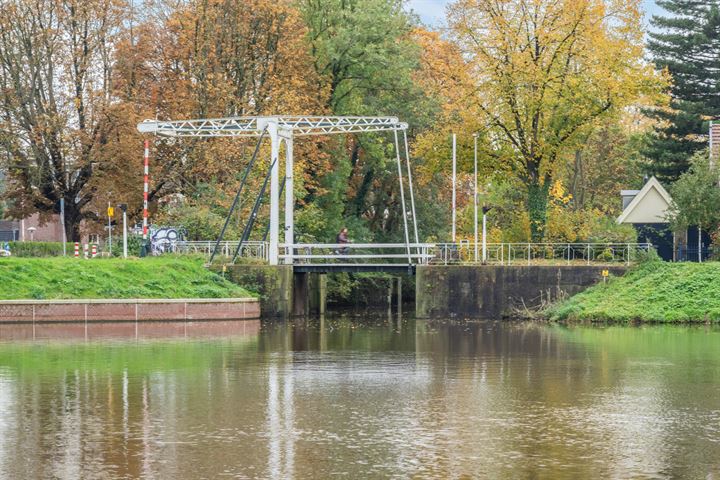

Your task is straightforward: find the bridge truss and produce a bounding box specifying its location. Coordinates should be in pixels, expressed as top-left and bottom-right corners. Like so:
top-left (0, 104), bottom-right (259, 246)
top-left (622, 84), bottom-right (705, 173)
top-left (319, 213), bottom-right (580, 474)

top-left (137, 116), bottom-right (420, 266)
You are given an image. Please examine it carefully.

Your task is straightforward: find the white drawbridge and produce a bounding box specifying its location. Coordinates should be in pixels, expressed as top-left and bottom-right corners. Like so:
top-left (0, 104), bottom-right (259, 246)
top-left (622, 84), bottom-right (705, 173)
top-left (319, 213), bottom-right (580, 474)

top-left (137, 116), bottom-right (422, 267)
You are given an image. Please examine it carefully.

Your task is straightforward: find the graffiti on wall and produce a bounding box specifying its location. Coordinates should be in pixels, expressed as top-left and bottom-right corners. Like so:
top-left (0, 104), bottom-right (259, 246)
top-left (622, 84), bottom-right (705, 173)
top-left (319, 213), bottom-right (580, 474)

top-left (150, 227), bottom-right (186, 254)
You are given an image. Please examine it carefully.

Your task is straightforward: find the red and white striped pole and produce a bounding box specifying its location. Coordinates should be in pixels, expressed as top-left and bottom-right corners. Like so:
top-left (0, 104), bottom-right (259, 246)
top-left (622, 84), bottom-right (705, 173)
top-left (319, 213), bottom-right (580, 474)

top-left (91, 244), bottom-right (97, 258)
top-left (143, 139), bottom-right (150, 241)
top-left (74, 242), bottom-right (79, 258)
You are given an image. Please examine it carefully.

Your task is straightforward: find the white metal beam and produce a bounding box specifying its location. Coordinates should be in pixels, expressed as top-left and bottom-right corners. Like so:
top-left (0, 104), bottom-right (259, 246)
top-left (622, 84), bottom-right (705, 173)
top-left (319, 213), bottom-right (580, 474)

top-left (138, 116), bottom-right (407, 138)
top-left (268, 122), bottom-right (280, 265)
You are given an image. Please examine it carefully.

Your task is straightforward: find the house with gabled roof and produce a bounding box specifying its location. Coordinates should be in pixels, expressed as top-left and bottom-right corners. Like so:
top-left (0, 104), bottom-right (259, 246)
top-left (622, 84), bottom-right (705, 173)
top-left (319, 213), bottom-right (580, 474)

top-left (617, 176), bottom-right (710, 261)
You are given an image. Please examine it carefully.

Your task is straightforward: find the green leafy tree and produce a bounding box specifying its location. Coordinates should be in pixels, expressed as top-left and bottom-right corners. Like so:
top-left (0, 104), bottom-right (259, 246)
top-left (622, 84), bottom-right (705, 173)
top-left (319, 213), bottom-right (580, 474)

top-left (645, 1), bottom-right (720, 182)
top-left (667, 150), bottom-right (720, 239)
top-left (300, 0), bottom-right (437, 242)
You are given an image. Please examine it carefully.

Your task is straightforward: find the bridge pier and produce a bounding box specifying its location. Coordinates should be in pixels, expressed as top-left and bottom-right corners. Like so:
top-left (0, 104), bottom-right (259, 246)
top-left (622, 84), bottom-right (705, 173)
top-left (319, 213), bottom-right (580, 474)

top-left (387, 276), bottom-right (402, 316)
top-left (292, 272), bottom-right (326, 317)
top-left (222, 265), bottom-right (330, 318)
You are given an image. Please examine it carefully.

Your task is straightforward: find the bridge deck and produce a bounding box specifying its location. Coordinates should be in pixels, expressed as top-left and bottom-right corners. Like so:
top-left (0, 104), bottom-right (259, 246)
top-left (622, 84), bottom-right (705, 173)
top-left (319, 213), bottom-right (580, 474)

top-left (292, 264), bottom-right (416, 274)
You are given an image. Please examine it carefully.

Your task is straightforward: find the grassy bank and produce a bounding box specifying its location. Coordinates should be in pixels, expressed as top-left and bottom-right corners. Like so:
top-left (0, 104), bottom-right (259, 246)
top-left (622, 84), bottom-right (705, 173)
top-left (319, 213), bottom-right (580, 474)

top-left (0, 256), bottom-right (255, 300)
top-left (548, 261), bottom-right (720, 323)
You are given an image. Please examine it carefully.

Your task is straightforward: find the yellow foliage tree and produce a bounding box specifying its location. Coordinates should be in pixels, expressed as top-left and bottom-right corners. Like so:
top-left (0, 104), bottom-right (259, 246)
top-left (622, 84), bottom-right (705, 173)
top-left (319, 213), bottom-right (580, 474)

top-left (440, 0), bottom-right (667, 240)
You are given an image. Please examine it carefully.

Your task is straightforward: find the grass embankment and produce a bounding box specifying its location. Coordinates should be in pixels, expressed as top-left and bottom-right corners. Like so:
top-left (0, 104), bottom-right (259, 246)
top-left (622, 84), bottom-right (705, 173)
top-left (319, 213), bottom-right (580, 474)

top-left (548, 261), bottom-right (720, 323)
top-left (0, 256), bottom-right (254, 300)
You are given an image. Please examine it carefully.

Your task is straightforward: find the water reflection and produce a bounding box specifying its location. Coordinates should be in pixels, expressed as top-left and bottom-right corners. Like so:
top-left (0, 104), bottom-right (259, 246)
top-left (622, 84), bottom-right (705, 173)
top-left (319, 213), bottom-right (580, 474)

top-left (0, 317), bottom-right (718, 479)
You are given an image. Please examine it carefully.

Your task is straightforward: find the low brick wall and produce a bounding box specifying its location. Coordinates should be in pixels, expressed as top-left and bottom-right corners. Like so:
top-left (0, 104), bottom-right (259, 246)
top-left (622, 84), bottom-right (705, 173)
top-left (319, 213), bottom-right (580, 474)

top-left (0, 298), bottom-right (260, 323)
top-left (0, 319), bottom-right (261, 341)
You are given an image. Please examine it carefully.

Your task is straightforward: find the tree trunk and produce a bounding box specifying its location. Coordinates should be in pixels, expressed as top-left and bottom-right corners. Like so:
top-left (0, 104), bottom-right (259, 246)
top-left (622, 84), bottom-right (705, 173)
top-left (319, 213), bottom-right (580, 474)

top-left (63, 202), bottom-right (84, 242)
top-left (526, 180), bottom-right (549, 242)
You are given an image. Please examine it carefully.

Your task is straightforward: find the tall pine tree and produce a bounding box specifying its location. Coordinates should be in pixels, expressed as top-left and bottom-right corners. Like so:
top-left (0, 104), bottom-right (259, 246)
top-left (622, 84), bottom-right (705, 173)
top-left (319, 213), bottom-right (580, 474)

top-left (645, 1), bottom-right (720, 182)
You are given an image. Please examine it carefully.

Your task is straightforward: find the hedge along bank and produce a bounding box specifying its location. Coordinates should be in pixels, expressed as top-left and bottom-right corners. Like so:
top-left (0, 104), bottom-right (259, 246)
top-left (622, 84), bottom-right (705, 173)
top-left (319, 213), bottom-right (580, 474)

top-left (3, 237), bottom-right (147, 257)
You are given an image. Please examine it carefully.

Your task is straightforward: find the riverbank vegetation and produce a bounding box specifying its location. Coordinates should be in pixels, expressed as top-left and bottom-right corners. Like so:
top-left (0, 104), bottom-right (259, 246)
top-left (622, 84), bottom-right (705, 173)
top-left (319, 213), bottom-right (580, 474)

top-left (548, 261), bottom-right (720, 323)
top-left (0, 257), bottom-right (253, 300)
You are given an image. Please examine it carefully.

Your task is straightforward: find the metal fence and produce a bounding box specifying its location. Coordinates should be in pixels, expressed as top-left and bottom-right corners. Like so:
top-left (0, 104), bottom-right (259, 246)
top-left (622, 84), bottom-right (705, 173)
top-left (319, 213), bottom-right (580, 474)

top-left (431, 242), bottom-right (655, 266)
top-left (196, 241), bottom-right (654, 266)
top-left (173, 240), bottom-right (269, 261)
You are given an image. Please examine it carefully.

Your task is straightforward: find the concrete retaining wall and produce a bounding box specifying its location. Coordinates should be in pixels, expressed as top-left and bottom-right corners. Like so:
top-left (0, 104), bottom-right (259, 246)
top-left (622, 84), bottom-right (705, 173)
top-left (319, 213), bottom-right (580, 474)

top-left (416, 265), bottom-right (626, 319)
top-left (222, 265), bottom-right (293, 317)
top-left (0, 298), bottom-right (260, 323)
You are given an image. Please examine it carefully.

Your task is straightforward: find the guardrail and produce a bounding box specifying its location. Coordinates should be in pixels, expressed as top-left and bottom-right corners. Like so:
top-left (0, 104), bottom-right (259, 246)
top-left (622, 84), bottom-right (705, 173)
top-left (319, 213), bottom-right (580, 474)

top-left (431, 242), bottom-right (654, 266)
top-left (279, 243), bottom-right (435, 265)
top-left (174, 240), bottom-right (268, 261)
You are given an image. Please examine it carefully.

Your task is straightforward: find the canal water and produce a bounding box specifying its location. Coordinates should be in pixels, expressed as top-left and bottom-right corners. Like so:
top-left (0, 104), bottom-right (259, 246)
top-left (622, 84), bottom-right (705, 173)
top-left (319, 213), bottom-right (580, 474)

top-left (0, 316), bottom-right (718, 479)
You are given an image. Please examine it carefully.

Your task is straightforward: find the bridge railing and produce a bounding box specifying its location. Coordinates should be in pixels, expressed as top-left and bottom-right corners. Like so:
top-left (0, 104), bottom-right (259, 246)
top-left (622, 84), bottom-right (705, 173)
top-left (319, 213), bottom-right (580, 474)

top-left (280, 243), bottom-right (435, 265)
top-left (431, 242), bottom-right (655, 266)
top-left (171, 240), bottom-right (653, 267)
top-left (174, 240), bottom-right (269, 261)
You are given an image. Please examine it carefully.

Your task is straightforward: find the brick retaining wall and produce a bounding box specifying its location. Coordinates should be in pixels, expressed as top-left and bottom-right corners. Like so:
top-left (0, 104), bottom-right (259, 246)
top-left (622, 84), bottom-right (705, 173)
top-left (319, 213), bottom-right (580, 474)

top-left (0, 298), bottom-right (260, 322)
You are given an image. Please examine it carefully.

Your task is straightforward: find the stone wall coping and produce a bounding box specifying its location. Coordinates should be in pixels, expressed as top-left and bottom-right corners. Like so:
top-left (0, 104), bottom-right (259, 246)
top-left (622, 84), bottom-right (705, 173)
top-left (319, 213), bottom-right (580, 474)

top-left (0, 297), bottom-right (257, 305)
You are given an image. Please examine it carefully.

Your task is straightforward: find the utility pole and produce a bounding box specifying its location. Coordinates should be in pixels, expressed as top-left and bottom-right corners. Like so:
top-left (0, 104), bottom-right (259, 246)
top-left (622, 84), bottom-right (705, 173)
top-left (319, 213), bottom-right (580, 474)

top-left (452, 133), bottom-right (457, 243)
top-left (473, 133), bottom-right (478, 262)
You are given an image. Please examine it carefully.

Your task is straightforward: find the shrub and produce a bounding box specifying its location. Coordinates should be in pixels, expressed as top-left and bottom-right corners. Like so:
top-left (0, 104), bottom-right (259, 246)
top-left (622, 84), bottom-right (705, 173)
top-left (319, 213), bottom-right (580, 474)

top-left (6, 242), bottom-right (74, 257)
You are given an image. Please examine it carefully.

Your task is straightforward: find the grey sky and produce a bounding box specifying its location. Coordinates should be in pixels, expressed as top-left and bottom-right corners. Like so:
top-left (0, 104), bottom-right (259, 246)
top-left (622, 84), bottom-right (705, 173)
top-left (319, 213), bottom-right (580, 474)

top-left (408, 0), bottom-right (663, 28)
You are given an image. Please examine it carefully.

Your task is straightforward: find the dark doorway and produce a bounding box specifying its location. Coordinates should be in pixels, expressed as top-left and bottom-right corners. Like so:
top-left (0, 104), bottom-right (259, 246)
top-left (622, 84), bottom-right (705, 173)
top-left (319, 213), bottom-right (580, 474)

top-left (634, 223), bottom-right (673, 261)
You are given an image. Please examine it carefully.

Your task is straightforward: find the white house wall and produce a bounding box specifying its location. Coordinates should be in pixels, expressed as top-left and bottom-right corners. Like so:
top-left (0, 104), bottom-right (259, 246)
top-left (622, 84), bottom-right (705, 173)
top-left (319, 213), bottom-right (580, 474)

top-left (620, 188), bottom-right (670, 224)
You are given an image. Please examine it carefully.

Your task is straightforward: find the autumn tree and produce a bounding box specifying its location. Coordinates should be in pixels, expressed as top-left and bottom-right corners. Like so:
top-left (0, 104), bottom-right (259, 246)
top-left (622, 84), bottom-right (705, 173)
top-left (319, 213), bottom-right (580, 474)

top-left (563, 121), bottom-right (647, 215)
top-left (113, 0), bottom-right (329, 237)
top-left (0, 0), bottom-right (130, 240)
top-left (445, 0), bottom-right (665, 240)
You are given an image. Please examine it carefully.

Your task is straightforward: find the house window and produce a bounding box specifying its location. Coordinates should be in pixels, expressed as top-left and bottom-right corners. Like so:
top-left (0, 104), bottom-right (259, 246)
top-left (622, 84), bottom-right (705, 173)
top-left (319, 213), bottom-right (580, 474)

top-left (89, 234), bottom-right (100, 244)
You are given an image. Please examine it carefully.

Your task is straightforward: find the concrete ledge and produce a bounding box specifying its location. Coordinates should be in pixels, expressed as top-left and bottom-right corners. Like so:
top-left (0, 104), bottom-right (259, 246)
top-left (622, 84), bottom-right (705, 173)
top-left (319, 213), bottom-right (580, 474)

top-left (0, 298), bottom-right (260, 323)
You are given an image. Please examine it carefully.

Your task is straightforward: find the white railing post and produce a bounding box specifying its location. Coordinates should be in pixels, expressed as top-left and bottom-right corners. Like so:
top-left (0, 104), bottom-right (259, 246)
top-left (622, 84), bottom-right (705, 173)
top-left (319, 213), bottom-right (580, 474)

top-left (586, 244), bottom-right (590, 265)
top-left (527, 244), bottom-right (531, 266)
top-left (627, 244), bottom-right (630, 266)
top-left (567, 243), bottom-right (570, 265)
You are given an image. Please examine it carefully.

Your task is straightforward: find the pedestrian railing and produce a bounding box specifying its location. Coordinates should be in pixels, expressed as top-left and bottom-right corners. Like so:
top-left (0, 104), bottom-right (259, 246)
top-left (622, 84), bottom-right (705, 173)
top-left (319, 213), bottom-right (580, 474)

top-left (279, 243), bottom-right (435, 265)
top-left (170, 240), bottom-right (653, 267)
top-left (174, 240), bottom-right (269, 261)
top-left (431, 242), bottom-right (654, 266)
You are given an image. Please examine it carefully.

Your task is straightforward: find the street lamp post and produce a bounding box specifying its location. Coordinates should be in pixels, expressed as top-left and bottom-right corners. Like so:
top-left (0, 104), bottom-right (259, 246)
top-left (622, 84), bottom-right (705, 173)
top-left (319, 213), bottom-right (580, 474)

top-left (482, 205), bottom-right (493, 264)
top-left (60, 198), bottom-right (66, 256)
top-left (107, 200), bottom-right (114, 256)
top-left (119, 203), bottom-right (128, 258)
top-left (452, 133), bottom-right (457, 243)
top-left (473, 133), bottom-right (478, 262)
